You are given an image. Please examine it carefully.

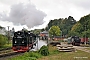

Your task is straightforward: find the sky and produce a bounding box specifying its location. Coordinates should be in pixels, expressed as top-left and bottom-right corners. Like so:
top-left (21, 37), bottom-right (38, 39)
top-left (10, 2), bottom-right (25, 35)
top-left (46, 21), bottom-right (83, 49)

top-left (0, 0), bottom-right (90, 31)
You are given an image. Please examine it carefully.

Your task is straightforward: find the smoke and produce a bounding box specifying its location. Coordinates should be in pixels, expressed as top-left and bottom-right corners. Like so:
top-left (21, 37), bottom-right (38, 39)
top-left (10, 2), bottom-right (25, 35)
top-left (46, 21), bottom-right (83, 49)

top-left (0, 2), bottom-right (46, 28)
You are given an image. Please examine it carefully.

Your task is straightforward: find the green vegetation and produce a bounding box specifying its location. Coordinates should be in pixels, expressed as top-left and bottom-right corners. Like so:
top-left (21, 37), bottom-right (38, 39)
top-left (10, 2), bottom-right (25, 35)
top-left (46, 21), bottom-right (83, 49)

top-left (49, 26), bottom-right (61, 37)
top-left (38, 45), bottom-right (49, 56)
top-left (0, 26), bottom-right (4, 29)
top-left (31, 29), bottom-right (41, 35)
top-left (9, 52), bottom-right (42, 60)
top-left (0, 34), bottom-right (8, 47)
top-left (8, 45), bottom-right (90, 60)
top-left (0, 26), bottom-right (11, 49)
top-left (0, 42), bottom-right (12, 50)
top-left (30, 14), bottom-right (90, 38)
top-left (45, 16), bottom-right (76, 37)
top-left (45, 14), bottom-right (90, 38)
top-left (5, 14), bottom-right (90, 60)
top-left (37, 45), bottom-right (90, 60)
top-left (48, 45), bottom-right (59, 55)
top-left (71, 14), bottom-right (90, 38)
top-left (9, 45), bottom-right (49, 60)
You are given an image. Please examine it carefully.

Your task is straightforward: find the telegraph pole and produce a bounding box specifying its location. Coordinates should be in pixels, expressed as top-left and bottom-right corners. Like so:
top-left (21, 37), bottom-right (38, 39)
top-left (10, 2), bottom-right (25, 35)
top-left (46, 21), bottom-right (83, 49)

top-left (7, 26), bottom-right (10, 44)
top-left (85, 25), bottom-right (86, 45)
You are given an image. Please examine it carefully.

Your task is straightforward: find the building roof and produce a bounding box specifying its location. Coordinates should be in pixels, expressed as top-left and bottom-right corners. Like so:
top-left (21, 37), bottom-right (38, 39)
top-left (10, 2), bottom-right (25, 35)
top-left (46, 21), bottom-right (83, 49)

top-left (40, 31), bottom-right (48, 34)
top-left (40, 31), bottom-right (49, 37)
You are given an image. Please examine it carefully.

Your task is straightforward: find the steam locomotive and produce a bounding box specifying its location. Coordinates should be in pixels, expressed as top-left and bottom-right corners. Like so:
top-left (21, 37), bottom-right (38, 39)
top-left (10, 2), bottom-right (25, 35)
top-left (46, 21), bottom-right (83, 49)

top-left (12, 31), bottom-right (37, 52)
top-left (71, 36), bottom-right (81, 46)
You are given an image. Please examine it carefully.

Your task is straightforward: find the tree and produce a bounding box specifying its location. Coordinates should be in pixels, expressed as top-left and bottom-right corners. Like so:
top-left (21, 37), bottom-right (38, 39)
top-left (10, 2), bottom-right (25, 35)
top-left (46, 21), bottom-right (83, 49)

top-left (45, 16), bottom-right (76, 36)
top-left (68, 22), bottom-right (82, 37)
top-left (31, 29), bottom-right (41, 35)
top-left (49, 26), bottom-right (61, 37)
top-left (81, 29), bottom-right (90, 38)
top-left (71, 22), bottom-right (82, 33)
top-left (0, 34), bottom-right (8, 47)
top-left (68, 31), bottom-right (80, 37)
top-left (41, 28), bottom-right (45, 32)
top-left (71, 14), bottom-right (90, 38)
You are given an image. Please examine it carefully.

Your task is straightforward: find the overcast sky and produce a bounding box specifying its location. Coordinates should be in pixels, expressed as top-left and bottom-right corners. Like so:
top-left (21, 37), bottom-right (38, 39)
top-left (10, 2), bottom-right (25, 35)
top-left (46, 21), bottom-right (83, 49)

top-left (0, 0), bottom-right (90, 31)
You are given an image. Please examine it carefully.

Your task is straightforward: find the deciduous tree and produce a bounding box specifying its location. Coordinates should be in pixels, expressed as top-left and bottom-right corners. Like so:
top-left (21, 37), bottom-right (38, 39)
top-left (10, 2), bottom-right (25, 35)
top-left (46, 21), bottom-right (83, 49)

top-left (49, 26), bottom-right (61, 37)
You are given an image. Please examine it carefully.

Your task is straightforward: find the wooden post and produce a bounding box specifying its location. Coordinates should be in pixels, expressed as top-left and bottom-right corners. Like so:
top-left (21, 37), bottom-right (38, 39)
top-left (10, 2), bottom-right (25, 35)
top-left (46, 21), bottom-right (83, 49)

top-left (7, 26), bottom-right (10, 44)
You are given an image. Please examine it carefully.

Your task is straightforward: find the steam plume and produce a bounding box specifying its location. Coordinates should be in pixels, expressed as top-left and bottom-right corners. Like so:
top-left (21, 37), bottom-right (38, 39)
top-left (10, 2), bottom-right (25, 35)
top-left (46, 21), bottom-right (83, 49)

top-left (0, 3), bottom-right (46, 28)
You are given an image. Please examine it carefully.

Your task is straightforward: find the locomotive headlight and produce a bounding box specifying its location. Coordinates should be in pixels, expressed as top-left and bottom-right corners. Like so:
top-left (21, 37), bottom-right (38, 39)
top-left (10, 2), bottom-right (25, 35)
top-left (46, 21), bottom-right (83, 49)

top-left (15, 41), bottom-right (17, 43)
top-left (22, 40), bottom-right (24, 43)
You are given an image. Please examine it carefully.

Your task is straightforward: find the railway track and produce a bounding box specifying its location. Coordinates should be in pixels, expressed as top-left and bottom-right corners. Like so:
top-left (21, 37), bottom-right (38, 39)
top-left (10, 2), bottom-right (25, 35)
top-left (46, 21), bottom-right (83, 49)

top-left (0, 51), bottom-right (17, 57)
top-left (0, 47), bottom-right (12, 51)
top-left (0, 51), bottom-right (24, 60)
top-left (0, 47), bottom-right (12, 55)
top-left (0, 47), bottom-right (24, 60)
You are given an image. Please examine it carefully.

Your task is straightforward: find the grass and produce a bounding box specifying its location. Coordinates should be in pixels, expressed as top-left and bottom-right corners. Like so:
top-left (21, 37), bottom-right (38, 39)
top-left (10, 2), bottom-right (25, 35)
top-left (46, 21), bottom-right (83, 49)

top-left (37, 45), bottom-right (90, 60)
top-left (8, 45), bottom-right (90, 60)
top-left (8, 51), bottom-right (42, 60)
top-left (0, 43), bottom-right (12, 50)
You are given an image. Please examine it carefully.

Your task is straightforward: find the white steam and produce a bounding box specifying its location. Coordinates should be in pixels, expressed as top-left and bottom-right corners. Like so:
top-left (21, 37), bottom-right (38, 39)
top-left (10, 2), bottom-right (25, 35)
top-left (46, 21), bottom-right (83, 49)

top-left (0, 3), bottom-right (46, 28)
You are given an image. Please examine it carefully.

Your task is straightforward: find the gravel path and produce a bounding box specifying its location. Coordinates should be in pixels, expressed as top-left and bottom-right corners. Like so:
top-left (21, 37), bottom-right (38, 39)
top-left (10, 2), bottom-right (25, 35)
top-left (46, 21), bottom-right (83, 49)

top-left (61, 42), bottom-right (90, 53)
top-left (73, 46), bottom-right (90, 53)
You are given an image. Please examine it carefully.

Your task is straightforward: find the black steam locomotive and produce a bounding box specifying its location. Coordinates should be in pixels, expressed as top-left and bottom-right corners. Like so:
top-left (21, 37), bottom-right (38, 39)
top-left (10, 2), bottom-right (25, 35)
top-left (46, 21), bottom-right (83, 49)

top-left (12, 31), bottom-right (37, 52)
top-left (71, 36), bottom-right (81, 46)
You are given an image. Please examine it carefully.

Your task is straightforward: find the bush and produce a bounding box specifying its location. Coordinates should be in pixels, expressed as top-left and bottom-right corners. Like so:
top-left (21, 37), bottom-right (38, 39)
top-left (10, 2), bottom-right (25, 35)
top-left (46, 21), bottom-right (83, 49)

top-left (39, 45), bottom-right (49, 56)
top-left (24, 52), bottom-right (42, 59)
top-left (0, 34), bottom-right (8, 47)
top-left (9, 52), bottom-right (42, 60)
